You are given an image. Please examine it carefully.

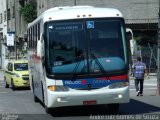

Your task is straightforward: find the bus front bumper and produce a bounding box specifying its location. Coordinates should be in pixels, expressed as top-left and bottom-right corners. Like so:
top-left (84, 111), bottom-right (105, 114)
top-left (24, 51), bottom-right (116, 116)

top-left (47, 86), bottom-right (129, 108)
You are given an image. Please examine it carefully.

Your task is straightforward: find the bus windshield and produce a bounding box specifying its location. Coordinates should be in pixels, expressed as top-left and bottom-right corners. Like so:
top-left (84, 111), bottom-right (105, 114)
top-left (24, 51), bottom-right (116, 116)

top-left (45, 19), bottom-right (127, 75)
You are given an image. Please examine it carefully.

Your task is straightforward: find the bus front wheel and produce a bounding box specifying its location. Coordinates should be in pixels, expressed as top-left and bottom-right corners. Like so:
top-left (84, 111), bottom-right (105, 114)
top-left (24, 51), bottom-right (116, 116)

top-left (45, 105), bottom-right (52, 114)
top-left (107, 103), bottom-right (119, 114)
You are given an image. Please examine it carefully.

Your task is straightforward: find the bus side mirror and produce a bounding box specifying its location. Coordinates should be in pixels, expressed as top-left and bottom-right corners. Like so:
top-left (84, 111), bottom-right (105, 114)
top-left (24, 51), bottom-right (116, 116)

top-left (37, 33), bottom-right (44, 58)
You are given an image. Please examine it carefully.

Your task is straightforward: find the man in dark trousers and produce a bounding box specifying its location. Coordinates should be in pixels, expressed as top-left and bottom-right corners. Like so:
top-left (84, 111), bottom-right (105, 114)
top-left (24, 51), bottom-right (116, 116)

top-left (132, 57), bottom-right (148, 96)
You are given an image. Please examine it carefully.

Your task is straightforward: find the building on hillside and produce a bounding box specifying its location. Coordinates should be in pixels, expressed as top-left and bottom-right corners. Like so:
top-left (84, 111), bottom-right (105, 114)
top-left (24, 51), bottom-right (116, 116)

top-left (37, 0), bottom-right (158, 46)
top-left (7, 0), bottom-right (28, 59)
top-left (0, 0), bottom-right (29, 69)
top-left (1, 0), bottom-right (158, 71)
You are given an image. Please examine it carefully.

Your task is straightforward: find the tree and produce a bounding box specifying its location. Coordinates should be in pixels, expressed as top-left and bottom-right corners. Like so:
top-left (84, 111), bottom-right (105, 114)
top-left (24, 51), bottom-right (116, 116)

top-left (20, 0), bottom-right (37, 23)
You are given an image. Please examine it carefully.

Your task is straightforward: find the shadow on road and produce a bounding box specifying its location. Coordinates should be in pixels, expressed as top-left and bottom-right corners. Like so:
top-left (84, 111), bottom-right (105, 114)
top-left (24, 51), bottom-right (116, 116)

top-left (50, 105), bottom-right (112, 117)
top-left (12, 87), bottom-right (30, 91)
top-left (120, 97), bottom-right (160, 115)
top-left (48, 97), bottom-right (160, 117)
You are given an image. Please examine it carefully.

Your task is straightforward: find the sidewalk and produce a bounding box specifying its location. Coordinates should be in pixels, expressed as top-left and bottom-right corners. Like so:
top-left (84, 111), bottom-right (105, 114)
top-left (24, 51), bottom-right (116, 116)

top-left (125, 72), bottom-right (160, 114)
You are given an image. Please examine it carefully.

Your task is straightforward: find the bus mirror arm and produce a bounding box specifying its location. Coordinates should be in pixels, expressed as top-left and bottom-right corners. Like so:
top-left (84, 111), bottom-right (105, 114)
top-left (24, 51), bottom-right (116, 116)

top-left (37, 33), bottom-right (44, 58)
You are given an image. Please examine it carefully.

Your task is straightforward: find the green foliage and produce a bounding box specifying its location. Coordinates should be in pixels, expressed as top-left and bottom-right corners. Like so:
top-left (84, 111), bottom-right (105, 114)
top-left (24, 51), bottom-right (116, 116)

top-left (134, 34), bottom-right (156, 47)
top-left (20, 1), bottom-right (37, 23)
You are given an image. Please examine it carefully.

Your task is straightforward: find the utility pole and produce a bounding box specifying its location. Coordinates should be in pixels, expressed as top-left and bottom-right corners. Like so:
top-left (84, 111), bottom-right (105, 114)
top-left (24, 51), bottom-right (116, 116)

top-left (14, 0), bottom-right (17, 60)
top-left (74, 0), bottom-right (76, 6)
top-left (157, 0), bottom-right (160, 95)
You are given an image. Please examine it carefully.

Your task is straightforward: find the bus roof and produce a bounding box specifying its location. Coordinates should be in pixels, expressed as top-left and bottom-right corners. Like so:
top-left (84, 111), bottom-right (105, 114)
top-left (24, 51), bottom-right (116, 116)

top-left (28, 6), bottom-right (123, 28)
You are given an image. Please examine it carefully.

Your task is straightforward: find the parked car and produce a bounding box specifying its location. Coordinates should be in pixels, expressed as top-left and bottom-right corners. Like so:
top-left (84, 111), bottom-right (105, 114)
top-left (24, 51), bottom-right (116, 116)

top-left (4, 60), bottom-right (30, 90)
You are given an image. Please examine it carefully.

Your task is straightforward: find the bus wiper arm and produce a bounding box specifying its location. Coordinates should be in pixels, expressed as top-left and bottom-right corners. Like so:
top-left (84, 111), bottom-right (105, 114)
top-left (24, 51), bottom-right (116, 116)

top-left (90, 53), bottom-right (107, 74)
top-left (72, 54), bottom-right (85, 79)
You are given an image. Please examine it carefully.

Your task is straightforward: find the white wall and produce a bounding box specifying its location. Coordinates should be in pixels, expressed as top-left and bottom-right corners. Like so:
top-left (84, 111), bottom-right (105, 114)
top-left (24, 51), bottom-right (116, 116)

top-left (0, 0), bottom-right (7, 37)
top-left (1, 44), bottom-right (8, 70)
top-left (37, 0), bottom-right (159, 24)
top-left (0, 0), bottom-right (7, 70)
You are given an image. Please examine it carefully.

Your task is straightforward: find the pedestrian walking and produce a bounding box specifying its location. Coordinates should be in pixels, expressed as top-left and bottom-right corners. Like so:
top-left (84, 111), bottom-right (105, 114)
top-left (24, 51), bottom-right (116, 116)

top-left (132, 57), bottom-right (148, 96)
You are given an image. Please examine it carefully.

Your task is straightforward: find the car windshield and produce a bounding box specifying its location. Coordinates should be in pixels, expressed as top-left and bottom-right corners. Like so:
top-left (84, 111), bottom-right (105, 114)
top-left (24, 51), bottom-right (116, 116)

top-left (14, 63), bottom-right (28, 71)
top-left (45, 19), bottom-right (127, 75)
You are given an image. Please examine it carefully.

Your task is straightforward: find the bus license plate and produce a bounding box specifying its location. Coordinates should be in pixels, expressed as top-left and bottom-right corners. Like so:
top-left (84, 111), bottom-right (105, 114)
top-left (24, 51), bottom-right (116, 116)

top-left (83, 100), bottom-right (97, 105)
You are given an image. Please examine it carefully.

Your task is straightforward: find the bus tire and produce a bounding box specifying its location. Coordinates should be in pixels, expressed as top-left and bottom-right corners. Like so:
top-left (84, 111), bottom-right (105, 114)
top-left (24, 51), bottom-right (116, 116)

top-left (31, 79), bottom-right (39, 102)
top-left (31, 78), bottom-right (34, 92)
top-left (45, 105), bottom-right (52, 114)
top-left (107, 103), bottom-right (119, 114)
top-left (34, 95), bottom-right (39, 103)
top-left (42, 83), bottom-right (52, 114)
top-left (4, 77), bottom-right (9, 88)
top-left (32, 85), bottom-right (39, 103)
top-left (11, 79), bottom-right (15, 90)
top-left (41, 81), bottom-right (44, 103)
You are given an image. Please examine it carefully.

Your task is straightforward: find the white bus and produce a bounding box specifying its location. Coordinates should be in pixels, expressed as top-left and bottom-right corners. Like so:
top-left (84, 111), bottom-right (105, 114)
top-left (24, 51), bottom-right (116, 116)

top-left (27, 6), bottom-right (130, 113)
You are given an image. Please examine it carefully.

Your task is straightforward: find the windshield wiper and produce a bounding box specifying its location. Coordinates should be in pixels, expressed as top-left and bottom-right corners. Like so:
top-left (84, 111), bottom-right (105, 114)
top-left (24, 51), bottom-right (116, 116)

top-left (89, 53), bottom-right (110, 79)
top-left (70, 53), bottom-right (110, 79)
top-left (80, 53), bottom-right (107, 74)
top-left (90, 53), bottom-right (106, 73)
top-left (71, 54), bottom-right (85, 79)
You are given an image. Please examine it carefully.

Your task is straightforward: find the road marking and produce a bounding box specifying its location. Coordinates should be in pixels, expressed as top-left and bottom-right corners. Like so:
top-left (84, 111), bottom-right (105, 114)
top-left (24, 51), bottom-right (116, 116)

top-left (130, 84), bottom-right (157, 86)
top-left (143, 84), bottom-right (157, 86)
top-left (130, 88), bottom-right (157, 91)
top-left (0, 85), bottom-right (4, 87)
top-left (0, 92), bottom-right (8, 93)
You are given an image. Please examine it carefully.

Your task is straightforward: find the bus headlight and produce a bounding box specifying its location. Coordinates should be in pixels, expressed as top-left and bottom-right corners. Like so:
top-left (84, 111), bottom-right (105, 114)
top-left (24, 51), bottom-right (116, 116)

top-left (48, 85), bottom-right (69, 91)
top-left (108, 82), bottom-right (129, 89)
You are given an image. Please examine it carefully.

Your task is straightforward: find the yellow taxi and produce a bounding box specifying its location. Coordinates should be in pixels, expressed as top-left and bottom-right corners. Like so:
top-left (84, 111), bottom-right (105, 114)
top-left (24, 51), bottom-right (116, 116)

top-left (4, 60), bottom-right (30, 90)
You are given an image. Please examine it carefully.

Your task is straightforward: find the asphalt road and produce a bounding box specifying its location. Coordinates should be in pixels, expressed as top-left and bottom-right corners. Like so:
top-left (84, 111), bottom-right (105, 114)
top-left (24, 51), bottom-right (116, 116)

top-left (0, 72), bottom-right (160, 120)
